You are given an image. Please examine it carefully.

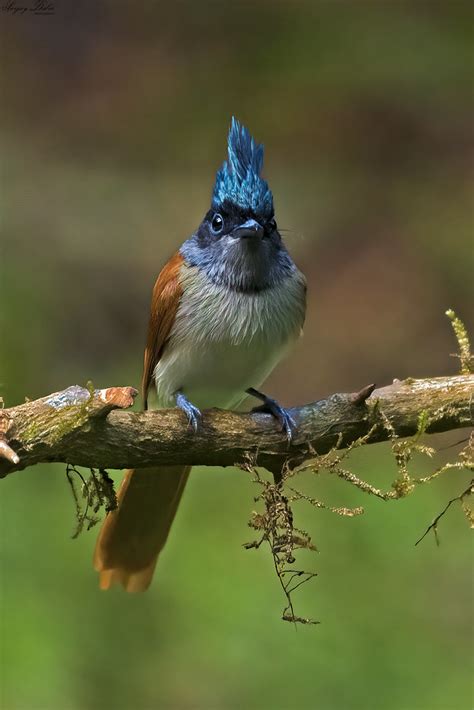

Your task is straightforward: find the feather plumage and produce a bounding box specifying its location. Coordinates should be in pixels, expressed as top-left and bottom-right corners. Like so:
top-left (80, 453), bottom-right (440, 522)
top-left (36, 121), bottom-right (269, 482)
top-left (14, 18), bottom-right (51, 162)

top-left (94, 252), bottom-right (188, 592)
top-left (142, 251), bottom-right (184, 409)
top-left (212, 117), bottom-right (273, 219)
top-left (94, 465), bottom-right (190, 592)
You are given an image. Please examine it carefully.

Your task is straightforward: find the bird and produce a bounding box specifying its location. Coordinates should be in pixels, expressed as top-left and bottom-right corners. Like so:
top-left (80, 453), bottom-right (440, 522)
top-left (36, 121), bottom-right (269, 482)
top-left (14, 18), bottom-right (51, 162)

top-left (94, 117), bottom-right (307, 592)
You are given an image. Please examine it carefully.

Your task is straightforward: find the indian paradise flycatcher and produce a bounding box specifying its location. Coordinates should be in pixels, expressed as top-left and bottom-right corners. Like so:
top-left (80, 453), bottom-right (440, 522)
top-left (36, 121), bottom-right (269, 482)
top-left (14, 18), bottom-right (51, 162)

top-left (94, 118), bottom-right (307, 591)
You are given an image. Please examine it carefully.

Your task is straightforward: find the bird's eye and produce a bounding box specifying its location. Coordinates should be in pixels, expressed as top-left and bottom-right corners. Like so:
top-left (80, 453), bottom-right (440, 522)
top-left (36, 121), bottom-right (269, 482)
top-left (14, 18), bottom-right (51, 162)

top-left (211, 213), bottom-right (224, 234)
top-left (267, 218), bottom-right (277, 232)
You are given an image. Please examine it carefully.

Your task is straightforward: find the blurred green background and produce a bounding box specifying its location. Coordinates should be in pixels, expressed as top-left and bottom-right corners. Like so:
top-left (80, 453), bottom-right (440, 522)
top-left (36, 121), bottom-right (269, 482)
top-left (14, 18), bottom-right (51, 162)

top-left (1, 2), bottom-right (473, 709)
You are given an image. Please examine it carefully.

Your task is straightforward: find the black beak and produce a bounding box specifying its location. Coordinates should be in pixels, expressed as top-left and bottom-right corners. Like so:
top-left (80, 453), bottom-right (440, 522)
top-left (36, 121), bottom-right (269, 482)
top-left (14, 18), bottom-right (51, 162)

top-left (232, 219), bottom-right (264, 240)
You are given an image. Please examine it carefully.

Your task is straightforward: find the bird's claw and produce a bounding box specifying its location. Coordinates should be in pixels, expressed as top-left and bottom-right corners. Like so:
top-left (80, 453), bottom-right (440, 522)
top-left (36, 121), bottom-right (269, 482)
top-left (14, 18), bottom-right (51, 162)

top-left (276, 406), bottom-right (297, 442)
top-left (247, 388), bottom-right (297, 442)
top-left (175, 392), bottom-right (202, 432)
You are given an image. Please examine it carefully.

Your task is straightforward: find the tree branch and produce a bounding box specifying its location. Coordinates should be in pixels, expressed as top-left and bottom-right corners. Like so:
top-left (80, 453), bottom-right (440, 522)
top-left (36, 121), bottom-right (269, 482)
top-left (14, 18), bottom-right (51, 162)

top-left (1, 375), bottom-right (472, 479)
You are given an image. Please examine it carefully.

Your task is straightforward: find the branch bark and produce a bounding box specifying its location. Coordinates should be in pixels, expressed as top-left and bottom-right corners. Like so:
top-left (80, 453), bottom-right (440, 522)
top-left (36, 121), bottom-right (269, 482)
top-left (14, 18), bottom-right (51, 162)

top-left (0, 375), bottom-right (472, 479)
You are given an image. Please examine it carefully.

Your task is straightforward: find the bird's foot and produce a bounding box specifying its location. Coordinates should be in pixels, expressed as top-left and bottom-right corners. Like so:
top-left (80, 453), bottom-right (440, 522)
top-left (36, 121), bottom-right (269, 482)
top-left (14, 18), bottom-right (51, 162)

top-left (246, 387), bottom-right (297, 442)
top-left (175, 392), bottom-right (202, 432)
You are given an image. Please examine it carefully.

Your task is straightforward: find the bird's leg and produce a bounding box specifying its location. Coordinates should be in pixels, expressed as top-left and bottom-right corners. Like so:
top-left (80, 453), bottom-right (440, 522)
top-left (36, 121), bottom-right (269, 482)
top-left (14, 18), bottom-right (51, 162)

top-left (246, 387), bottom-right (297, 442)
top-left (175, 391), bottom-right (202, 432)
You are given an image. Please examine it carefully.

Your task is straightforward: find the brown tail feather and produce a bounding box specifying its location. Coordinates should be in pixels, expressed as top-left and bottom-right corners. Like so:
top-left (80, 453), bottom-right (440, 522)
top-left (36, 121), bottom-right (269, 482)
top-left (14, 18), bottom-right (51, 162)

top-left (94, 465), bottom-right (190, 592)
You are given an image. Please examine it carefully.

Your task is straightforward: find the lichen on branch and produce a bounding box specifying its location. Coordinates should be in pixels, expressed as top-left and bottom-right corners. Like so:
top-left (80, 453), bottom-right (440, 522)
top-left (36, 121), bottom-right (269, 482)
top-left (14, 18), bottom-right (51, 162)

top-left (243, 417), bottom-right (473, 624)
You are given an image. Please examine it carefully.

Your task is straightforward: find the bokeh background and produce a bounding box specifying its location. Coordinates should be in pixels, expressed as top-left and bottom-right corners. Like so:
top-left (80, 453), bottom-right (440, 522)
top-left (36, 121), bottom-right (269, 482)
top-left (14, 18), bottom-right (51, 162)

top-left (1, 2), bottom-right (473, 709)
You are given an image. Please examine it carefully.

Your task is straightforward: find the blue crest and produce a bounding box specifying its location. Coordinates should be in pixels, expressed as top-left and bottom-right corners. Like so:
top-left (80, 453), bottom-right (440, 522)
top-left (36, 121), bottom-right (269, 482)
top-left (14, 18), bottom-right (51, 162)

top-left (212, 117), bottom-right (274, 219)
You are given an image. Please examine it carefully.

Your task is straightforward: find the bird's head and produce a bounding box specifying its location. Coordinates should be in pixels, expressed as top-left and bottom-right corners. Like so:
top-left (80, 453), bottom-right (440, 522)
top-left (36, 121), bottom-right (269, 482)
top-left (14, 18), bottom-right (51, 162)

top-left (181, 118), bottom-right (294, 292)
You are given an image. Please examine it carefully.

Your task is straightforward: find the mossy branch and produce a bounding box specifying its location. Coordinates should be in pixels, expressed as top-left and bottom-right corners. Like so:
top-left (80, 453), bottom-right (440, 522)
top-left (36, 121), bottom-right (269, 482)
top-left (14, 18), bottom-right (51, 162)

top-left (2, 309), bottom-right (472, 624)
top-left (0, 375), bottom-right (473, 479)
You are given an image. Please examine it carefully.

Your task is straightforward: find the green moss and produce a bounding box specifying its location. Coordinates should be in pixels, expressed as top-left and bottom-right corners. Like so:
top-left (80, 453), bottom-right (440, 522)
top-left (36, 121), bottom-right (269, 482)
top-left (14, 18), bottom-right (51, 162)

top-left (446, 308), bottom-right (473, 374)
top-left (23, 406), bottom-right (91, 447)
top-left (22, 420), bottom-right (43, 442)
top-left (49, 408), bottom-right (91, 445)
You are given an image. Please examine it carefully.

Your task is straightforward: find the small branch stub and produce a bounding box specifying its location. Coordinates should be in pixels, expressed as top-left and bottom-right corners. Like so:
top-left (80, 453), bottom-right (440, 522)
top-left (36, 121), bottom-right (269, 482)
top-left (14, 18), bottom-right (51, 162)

top-left (350, 383), bottom-right (376, 406)
top-left (0, 411), bottom-right (20, 465)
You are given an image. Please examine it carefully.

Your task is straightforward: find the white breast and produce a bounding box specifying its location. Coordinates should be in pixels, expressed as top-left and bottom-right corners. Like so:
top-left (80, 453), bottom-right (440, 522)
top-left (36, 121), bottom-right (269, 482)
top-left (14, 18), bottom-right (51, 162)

top-left (153, 263), bottom-right (306, 410)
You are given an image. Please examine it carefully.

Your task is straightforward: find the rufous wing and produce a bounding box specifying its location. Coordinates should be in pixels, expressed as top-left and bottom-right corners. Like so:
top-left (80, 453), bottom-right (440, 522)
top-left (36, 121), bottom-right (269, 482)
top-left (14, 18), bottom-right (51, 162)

top-left (142, 251), bottom-right (185, 409)
top-left (94, 251), bottom-right (187, 592)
